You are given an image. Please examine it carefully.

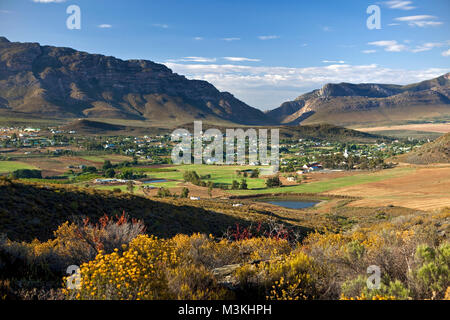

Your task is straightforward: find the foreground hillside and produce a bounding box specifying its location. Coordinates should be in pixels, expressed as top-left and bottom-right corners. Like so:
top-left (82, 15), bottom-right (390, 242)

top-left (0, 37), bottom-right (270, 125)
top-left (394, 133), bottom-right (450, 164)
top-left (0, 181), bottom-right (448, 300)
top-left (0, 178), bottom-right (272, 241)
top-left (267, 73), bottom-right (450, 127)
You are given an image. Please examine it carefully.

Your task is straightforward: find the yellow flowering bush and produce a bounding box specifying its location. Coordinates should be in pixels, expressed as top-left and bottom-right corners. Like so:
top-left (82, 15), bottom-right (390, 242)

top-left (235, 251), bottom-right (324, 300)
top-left (70, 235), bottom-right (177, 300)
top-left (67, 234), bottom-right (231, 300)
top-left (167, 264), bottom-right (232, 300)
top-left (171, 233), bottom-right (291, 268)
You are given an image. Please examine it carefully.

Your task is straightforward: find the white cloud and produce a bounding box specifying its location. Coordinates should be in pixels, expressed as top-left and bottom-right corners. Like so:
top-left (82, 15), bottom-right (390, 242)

top-left (167, 57), bottom-right (217, 63)
top-left (194, 37), bottom-right (203, 41)
top-left (411, 21), bottom-right (442, 27)
top-left (368, 40), bottom-right (407, 52)
top-left (322, 26), bottom-right (332, 32)
top-left (258, 35), bottom-right (279, 40)
top-left (322, 60), bottom-right (345, 64)
top-left (153, 23), bottom-right (169, 29)
top-left (368, 40), bottom-right (447, 53)
top-left (411, 42), bottom-right (443, 53)
top-left (162, 62), bottom-right (449, 109)
top-left (394, 15), bottom-right (443, 27)
top-left (98, 24), bottom-right (112, 29)
top-left (362, 50), bottom-right (377, 54)
top-left (0, 10), bottom-right (12, 13)
top-left (223, 57), bottom-right (261, 62)
top-left (222, 37), bottom-right (240, 41)
top-left (384, 1), bottom-right (416, 10)
top-left (442, 49), bottom-right (450, 57)
top-left (395, 15), bottom-right (436, 21)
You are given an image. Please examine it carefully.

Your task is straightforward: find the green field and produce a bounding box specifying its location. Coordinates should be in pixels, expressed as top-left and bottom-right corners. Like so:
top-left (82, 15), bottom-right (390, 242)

top-left (80, 155), bottom-right (131, 163)
top-left (2, 159), bottom-right (415, 198)
top-left (0, 161), bottom-right (38, 173)
top-left (138, 164), bottom-right (415, 196)
top-left (144, 164), bottom-right (267, 189)
top-left (228, 167), bottom-right (415, 195)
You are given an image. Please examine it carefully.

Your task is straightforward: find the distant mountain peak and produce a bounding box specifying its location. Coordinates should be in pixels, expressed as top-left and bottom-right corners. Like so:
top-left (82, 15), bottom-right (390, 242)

top-left (267, 73), bottom-right (450, 126)
top-left (0, 38), bottom-right (271, 125)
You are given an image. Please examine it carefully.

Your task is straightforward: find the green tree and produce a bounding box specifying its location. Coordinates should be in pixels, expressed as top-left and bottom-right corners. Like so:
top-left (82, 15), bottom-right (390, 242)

top-left (181, 187), bottom-right (190, 198)
top-left (10, 169), bottom-right (42, 179)
top-left (126, 181), bottom-right (135, 193)
top-left (104, 168), bottom-right (116, 178)
top-left (83, 166), bottom-right (98, 174)
top-left (208, 185), bottom-right (213, 197)
top-left (102, 160), bottom-right (113, 171)
top-left (157, 187), bottom-right (172, 198)
top-left (266, 176), bottom-right (281, 188)
top-left (250, 169), bottom-right (259, 178)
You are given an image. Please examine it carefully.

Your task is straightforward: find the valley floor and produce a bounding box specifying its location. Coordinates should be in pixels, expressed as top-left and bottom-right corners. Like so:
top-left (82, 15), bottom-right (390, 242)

top-left (356, 122), bottom-right (450, 134)
top-left (328, 164), bottom-right (450, 210)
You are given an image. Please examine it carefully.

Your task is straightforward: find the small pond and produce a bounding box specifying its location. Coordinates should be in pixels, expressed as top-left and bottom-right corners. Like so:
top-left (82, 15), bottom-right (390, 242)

top-left (142, 179), bottom-right (167, 184)
top-left (262, 200), bottom-right (319, 209)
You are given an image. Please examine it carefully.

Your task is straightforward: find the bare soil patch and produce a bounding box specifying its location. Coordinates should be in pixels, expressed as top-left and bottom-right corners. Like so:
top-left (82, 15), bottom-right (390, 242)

top-left (357, 123), bottom-right (450, 133)
top-left (329, 165), bottom-right (450, 210)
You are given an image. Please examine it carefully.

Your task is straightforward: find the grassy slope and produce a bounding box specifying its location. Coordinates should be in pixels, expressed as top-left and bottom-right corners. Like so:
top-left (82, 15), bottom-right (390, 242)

top-left (395, 133), bottom-right (450, 164)
top-left (228, 167), bottom-right (415, 195)
top-left (134, 164), bottom-right (415, 196)
top-left (0, 179), bottom-right (270, 242)
top-left (0, 161), bottom-right (38, 173)
top-left (0, 178), bottom-right (428, 246)
top-left (142, 164), bottom-right (268, 190)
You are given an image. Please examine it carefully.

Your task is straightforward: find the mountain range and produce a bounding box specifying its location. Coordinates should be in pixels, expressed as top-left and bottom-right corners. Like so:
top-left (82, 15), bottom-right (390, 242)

top-left (0, 37), bottom-right (449, 128)
top-left (0, 37), bottom-right (270, 125)
top-left (267, 73), bottom-right (450, 127)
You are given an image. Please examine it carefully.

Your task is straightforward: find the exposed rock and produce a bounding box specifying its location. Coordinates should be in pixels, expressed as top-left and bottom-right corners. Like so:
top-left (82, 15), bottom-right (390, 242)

top-left (0, 37), bottom-right (271, 125)
top-left (267, 73), bottom-right (450, 126)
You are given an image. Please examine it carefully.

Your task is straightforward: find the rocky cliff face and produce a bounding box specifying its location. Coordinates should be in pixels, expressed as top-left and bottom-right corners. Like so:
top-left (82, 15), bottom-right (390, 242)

top-left (266, 73), bottom-right (450, 126)
top-left (0, 37), bottom-right (270, 125)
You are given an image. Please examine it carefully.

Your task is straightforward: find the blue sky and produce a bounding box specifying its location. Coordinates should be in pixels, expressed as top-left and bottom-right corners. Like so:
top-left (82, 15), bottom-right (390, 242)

top-left (1, 0), bottom-right (449, 110)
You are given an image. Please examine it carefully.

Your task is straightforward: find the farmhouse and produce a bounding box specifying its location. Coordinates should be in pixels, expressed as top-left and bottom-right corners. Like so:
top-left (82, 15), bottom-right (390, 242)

top-left (302, 162), bottom-right (323, 172)
top-left (94, 178), bottom-right (129, 184)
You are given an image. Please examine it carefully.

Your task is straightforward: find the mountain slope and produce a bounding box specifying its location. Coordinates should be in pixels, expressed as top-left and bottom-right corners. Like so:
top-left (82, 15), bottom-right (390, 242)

top-left (0, 37), bottom-right (271, 125)
top-left (267, 73), bottom-right (450, 127)
top-left (395, 133), bottom-right (450, 164)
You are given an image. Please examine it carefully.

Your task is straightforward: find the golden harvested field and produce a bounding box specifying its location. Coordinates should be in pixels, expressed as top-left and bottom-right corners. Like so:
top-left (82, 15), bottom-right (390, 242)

top-left (329, 164), bottom-right (450, 210)
top-left (356, 123), bottom-right (450, 133)
top-left (16, 155), bottom-right (132, 177)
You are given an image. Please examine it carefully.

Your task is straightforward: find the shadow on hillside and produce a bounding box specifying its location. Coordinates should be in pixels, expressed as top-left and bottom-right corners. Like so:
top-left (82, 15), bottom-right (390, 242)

top-left (0, 181), bottom-right (262, 242)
